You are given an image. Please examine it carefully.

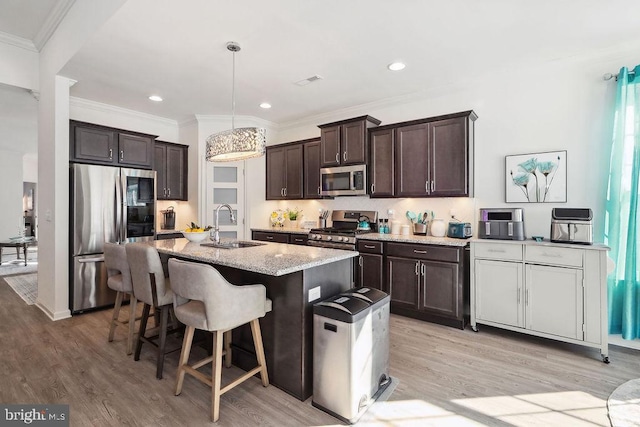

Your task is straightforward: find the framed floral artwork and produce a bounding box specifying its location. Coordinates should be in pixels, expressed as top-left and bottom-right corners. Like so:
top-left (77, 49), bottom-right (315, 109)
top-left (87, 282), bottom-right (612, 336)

top-left (505, 150), bottom-right (567, 203)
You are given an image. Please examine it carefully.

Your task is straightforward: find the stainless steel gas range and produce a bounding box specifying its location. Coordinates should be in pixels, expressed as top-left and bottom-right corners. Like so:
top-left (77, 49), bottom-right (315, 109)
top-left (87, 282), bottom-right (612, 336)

top-left (308, 210), bottom-right (378, 250)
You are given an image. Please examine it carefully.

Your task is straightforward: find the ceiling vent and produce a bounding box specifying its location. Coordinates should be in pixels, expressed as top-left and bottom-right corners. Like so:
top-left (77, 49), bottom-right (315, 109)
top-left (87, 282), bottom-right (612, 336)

top-left (295, 75), bottom-right (323, 86)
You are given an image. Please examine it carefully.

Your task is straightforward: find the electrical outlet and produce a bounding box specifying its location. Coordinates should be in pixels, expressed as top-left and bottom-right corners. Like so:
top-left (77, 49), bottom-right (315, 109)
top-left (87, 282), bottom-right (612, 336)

top-left (308, 286), bottom-right (321, 302)
top-left (449, 209), bottom-right (457, 218)
top-left (387, 209), bottom-right (394, 215)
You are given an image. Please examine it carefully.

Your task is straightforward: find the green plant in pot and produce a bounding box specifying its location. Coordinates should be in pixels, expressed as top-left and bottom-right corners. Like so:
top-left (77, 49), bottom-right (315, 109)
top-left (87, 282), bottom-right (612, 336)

top-left (286, 207), bottom-right (302, 227)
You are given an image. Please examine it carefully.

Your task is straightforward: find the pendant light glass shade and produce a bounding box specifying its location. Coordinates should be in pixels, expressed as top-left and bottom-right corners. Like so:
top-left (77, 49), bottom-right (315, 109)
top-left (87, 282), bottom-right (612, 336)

top-left (206, 42), bottom-right (266, 162)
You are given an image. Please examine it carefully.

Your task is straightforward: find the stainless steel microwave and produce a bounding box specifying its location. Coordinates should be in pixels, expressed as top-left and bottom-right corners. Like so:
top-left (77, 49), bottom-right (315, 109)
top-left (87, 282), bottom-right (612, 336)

top-left (320, 165), bottom-right (367, 196)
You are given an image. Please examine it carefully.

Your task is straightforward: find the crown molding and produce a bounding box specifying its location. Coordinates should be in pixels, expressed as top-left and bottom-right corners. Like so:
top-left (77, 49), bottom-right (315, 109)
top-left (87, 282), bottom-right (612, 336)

top-left (70, 97), bottom-right (179, 127)
top-left (33, 0), bottom-right (76, 51)
top-left (0, 31), bottom-right (37, 52)
top-left (194, 114), bottom-right (277, 129)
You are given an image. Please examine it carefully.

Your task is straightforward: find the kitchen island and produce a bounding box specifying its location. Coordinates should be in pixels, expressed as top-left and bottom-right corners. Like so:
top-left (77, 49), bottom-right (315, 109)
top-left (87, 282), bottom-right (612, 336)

top-left (149, 238), bottom-right (358, 400)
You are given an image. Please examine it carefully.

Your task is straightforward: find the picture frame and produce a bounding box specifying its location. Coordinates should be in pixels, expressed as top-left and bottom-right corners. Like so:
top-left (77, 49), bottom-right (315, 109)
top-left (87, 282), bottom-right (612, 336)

top-left (505, 150), bottom-right (567, 203)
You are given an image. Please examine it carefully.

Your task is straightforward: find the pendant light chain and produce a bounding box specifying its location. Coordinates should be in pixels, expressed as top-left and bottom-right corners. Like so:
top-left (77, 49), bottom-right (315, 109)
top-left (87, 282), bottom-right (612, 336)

top-left (231, 47), bottom-right (235, 131)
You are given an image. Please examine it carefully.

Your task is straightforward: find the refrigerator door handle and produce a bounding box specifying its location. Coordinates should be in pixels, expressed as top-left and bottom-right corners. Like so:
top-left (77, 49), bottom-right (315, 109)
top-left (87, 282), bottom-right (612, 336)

top-left (115, 174), bottom-right (123, 243)
top-left (78, 256), bottom-right (105, 263)
top-left (120, 174), bottom-right (128, 243)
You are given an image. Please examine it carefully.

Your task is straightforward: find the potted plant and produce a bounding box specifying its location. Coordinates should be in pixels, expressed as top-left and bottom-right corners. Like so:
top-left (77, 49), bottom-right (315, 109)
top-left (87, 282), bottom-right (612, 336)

top-left (286, 207), bottom-right (303, 228)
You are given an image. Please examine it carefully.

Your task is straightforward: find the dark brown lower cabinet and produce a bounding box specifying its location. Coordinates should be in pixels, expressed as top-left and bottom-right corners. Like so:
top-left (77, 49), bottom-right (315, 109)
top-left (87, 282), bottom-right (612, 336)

top-left (252, 231), bottom-right (290, 243)
top-left (385, 242), bottom-right (466, 329)
top-left (356, 240), bottom-right (384, 290)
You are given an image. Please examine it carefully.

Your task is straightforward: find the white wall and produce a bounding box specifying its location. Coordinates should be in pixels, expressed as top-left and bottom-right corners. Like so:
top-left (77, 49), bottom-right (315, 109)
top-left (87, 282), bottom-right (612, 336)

top-left (261, 46), bottom-right (639, 242)
top-left (0, 42), bottom-right (39, 90)
top-left (22, 153), bottom-right (38, 182)
top-left (0, 151), bottom-right (25, 239)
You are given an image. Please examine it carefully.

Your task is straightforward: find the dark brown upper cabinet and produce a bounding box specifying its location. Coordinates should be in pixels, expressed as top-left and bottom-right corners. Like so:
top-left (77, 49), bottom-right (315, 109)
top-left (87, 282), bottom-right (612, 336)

top-left (369, 128), bottom-right (395, 198)
top-left (155, 141), bottom-right (188, 201)
top-left (70, 120), bottom-right (156, 169)
top-left (303, 138), bottom-right (322, 199)
top-left (266, 143), bottom-right (303, 200)
top-left (394, 111), bottom-right (477, 198)
top-left (319, 116), bottom-right (381, 167)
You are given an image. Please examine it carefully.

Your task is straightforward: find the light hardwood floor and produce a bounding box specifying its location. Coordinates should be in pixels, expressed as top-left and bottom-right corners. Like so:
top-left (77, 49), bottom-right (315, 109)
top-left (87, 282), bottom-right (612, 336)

top-left (1, 277), bottom-right (639, 426)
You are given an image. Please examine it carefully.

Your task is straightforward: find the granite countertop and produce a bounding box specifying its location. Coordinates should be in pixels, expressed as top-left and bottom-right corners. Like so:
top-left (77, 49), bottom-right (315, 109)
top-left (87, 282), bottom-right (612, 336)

top-left (251, 227), bottom-right (311, 234)
top-left (358, 233), bottom-right (470, 247)
top-left (156, 229), bottom-right (183, 235)
top-left (150, 238), bottom-right (357, 276)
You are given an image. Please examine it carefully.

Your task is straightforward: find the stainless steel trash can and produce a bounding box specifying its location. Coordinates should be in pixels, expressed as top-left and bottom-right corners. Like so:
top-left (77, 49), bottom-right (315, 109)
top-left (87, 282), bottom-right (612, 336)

top-left (313, 294), bottom-right (372, 423)
top-left (342, 287), bottom-right (391, 399)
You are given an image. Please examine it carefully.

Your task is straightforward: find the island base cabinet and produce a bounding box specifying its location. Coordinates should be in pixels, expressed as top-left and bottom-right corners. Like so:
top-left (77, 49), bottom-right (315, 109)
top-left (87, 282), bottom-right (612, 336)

top-left (216, 259), bottom-right (353, 401)
top-left (471, 241), bottom-right (609, 362)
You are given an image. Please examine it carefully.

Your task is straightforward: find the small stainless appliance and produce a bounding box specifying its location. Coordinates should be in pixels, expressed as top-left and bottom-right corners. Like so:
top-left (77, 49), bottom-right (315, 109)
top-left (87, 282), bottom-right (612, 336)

top-left (447, 222), bottom-right (472, 239)
top-left (478, 208), bottom-right (525, 240)
top-left (161, 206), bottom-right (175, 230)
top-left (308, 210), bottom-right (378, 250)
top-left (550, 208), bottom-right (593, 245)
top-left (320, 164), bottom-right (367, 197)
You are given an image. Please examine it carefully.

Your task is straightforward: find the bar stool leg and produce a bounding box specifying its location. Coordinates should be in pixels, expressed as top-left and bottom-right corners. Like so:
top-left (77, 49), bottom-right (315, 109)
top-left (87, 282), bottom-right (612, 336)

top-left (108, 291), bottom-right (123, 342)
top-left (126, 296), bottom-right (138, 355)
top-left (175, 325), bottom-right (195, 395)
top-left (250, 319), bottom-right (269, 386)
top-left (135, 303), bottom-right (151, 361)
top-left (156, 305), bottom-right (169, 379)
top-left (211, 330), bottom-right (224, 422)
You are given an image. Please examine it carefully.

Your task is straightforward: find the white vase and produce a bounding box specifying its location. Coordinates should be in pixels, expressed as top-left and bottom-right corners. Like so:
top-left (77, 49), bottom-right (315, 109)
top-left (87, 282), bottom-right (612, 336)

top-left (289, 219), bottom-right (298, 228)
top-left (430, 219), bottom-right (446, 237)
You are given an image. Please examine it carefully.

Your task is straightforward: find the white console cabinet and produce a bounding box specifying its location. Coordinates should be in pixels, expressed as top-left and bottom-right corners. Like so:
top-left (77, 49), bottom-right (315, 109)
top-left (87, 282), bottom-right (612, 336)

top-left (470, 240), bottom-right (609, 362)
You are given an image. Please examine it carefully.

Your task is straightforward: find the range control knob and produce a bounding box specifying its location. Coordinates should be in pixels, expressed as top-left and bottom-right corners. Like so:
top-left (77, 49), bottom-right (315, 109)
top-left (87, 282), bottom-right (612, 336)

top-left (326, 236), bottom-right (332, 241)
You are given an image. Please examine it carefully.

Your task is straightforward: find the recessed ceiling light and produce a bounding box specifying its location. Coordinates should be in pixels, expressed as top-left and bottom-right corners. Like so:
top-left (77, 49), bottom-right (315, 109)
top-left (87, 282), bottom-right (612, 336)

top-left (387, 62), bottom-right (406, 71)
top-left (259, 102), bottom-right (272, 109)
top-left (148, 95), bottom-right (163, 102)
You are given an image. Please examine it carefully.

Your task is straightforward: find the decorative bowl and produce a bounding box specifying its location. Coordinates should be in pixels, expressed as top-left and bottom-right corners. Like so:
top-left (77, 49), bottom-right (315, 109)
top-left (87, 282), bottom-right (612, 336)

top-left (181, 231), bottom-right (209, 243)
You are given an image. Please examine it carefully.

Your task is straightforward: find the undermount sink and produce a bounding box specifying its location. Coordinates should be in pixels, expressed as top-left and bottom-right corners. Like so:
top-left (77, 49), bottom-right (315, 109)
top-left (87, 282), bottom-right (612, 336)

top-left (201, 241), bottom-right (266, 249)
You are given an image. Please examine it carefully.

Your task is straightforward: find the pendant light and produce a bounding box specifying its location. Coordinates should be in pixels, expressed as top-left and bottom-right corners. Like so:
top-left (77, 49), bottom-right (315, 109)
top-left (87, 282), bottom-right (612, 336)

top-left (206, 42), bottom-right (266, 162)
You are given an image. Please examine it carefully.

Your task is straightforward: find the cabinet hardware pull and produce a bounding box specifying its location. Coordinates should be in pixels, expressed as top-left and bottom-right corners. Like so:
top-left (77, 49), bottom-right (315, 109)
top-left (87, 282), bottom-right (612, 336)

top-left (120, 150), bottom-right (124, 160)
top-left (281, 188), bottom-right (284, 197)
top-left (413, 249), bottom-right (428, 254)
top-left (266, 236), bottom-right (273, 240)
top-left (487, 249), bottom-right (505, 253)
top-left (425, 180), bottom-right (430, 194)
top-left (415, 262), bottom-right (419, 275)
top-left (343, 152), bottom-right (347, 162)
top-left (359, 256), bottom-right (363, 266)
top-left (370, 184), bottom-right (375, 194)
top-left (335, 152), bottom-right (339, 163)
top-left (364, 245), bottom-right (376, 249)
top-left (318, 186), bottom-right (321, 195)
top-left (163, 188), bottom-right (167, 197)
top-left (109, 148), bottom-right (113, 160)
top-left (431, 181), bottom-right (435, 192)
top-left (421, 264), bottom-right (426, 276)
top-left (284, 188), bottom-right (287, 196)
top-left (168, 188), bottom-right (171, 197)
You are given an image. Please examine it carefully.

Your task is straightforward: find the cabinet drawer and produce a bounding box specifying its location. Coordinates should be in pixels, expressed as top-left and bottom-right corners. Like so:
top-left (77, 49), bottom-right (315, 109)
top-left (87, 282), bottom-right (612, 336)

top-left (473, 242), bottom-right (523, 261)
top-left (387, 242), bottom-right (459, 262)
top-left (252, 231), bottom-right (289, 243)
top-left (290, 234), bottom-right (308, 246)
top-left (357, 240), bottom-right (383, 254)
top-left (525, 245), bottom-right (583, 268)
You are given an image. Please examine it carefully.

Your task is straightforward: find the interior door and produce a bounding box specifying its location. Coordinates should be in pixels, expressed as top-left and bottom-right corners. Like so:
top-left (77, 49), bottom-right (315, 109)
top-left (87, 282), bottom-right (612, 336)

top-left (205, 161), bottom-right (245, 240)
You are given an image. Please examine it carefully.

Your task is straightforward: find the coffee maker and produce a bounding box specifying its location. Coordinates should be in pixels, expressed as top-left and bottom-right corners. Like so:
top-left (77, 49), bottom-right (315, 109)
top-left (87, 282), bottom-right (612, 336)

top-left (161, 206), bottom-right (176, 230)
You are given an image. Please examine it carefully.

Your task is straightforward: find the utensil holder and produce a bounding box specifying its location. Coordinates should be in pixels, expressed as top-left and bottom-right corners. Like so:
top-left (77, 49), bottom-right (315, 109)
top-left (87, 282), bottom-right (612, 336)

top-left (412, 223), bottom-right (427, 235)
top-left (319, 218), bottom-right (326, 228)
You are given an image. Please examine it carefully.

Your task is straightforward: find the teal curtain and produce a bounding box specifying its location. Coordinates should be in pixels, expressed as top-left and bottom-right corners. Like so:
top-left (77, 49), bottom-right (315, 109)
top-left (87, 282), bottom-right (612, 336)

top-left (605, 65), bottom-right (640, 340)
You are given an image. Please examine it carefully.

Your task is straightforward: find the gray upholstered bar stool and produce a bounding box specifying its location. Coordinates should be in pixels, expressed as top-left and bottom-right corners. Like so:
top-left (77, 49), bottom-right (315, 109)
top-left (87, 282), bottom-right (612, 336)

top-left (168, 258), bottom-right (271, 423)
top-left (103, 242), bottom-right (137, 355)
top-left (125, 242), bottom-right (183, 379)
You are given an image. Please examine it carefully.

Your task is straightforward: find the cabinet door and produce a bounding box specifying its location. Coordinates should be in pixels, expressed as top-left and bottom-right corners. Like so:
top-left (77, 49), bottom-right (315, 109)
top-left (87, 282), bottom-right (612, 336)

top-left (266, 147), bottom-right (286, 200)
top-left (386, 256), bottom-right (419, 309)
top-left (357, 253), bottom-right (384, 291)
top-left (419, 261), bottom-right (459, 317)
top-left (166, 144), bottom-right (187, 200)
top-left (369, 129), bottom-right (394, 197)
top-left (72, 125), bottom-right (117, 164)
top-left (430, 117), bottom-right (468, 196)
top-left (342, 120), bottom-right (366, 164)
top-left (118, 133), bottom-right (154, 168)
top-left (284, 145), bottom-right (303, 199)
top-left (303, 140), bottom-right (321, 199)
top-left (395, 123), bottom-right (430, 197)
top-left (526, 264), bottom-right (583, 340)
top-left (475, 259), bottom-right (523, 327)
top-left (252, 231), bottom-right (289, 243)
top-left (320, 125), bottom-right (341, 167)
top-left (289, 234), bottom-right (308, 246)
top-left (154, 144), bottom-right (167, 200)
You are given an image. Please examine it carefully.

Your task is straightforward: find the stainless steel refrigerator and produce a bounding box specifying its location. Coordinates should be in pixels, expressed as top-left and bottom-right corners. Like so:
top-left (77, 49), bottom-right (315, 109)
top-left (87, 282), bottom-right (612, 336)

top-left (70, 163), bottom-right (156, 314)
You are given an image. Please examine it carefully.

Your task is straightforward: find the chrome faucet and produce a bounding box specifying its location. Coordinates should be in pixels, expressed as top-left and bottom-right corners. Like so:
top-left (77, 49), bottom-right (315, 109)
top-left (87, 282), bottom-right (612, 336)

top-left (213, 204), bottom-right (236, 244)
